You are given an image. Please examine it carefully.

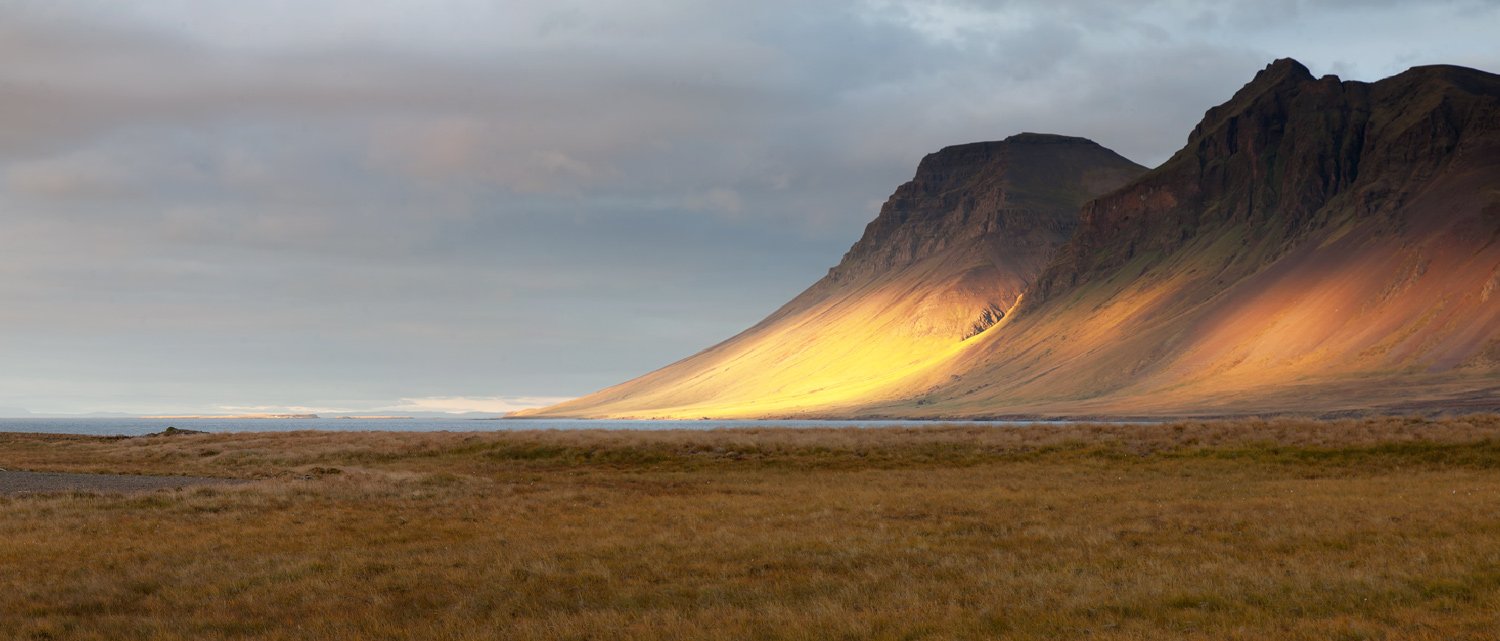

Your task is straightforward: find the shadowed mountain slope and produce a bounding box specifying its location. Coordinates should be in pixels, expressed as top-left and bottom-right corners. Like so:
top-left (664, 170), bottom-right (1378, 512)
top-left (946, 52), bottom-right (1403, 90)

top-left (524, 59), bottom-right (1500, 418)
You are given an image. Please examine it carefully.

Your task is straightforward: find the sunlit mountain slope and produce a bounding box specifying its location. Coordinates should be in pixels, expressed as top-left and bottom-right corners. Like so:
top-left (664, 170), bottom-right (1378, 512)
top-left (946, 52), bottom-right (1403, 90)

top-left (518, 135), bottom-right (1146, 417)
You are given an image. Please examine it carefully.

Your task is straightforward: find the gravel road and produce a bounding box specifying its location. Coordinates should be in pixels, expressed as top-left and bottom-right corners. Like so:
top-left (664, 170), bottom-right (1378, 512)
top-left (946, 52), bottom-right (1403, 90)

top-left (0, 470), bottom-right (244, 495)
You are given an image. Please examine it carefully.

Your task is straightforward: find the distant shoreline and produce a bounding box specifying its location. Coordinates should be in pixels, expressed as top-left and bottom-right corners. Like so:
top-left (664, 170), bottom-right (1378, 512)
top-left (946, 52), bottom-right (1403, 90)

top-left (137, 414), bottom-right (417, 420)
top-left (140, 414), bottom-right (322, 420)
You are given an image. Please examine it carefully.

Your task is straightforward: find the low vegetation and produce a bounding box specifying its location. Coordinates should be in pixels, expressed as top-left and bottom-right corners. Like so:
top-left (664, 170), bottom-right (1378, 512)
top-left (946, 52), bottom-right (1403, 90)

top-left (3, 416), bottom-right (1500, 640)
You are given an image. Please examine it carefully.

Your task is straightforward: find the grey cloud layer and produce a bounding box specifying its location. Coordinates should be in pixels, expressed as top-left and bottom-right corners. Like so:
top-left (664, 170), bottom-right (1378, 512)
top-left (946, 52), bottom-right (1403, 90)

top-left (1, 0), bottom-right (1496, 413)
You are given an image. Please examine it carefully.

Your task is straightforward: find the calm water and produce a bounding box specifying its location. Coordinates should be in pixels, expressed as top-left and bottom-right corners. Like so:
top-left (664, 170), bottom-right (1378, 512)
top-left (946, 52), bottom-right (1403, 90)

top-left (0, 417), bottom-right (1049, 437)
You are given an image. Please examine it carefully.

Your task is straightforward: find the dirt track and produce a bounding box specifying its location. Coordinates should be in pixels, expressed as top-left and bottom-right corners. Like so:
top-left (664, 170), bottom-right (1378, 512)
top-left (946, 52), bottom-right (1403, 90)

top-left (0, 470), bottom-right (244, 495)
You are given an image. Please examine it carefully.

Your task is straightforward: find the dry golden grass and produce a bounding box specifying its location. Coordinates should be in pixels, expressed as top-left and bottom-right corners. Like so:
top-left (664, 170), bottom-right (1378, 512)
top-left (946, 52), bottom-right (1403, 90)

top-left (3, 416), bottom-right (1500, 640)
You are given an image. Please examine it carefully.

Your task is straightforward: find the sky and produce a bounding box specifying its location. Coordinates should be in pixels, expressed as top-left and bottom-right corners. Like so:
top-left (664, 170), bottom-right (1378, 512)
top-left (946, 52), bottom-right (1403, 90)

top-left (2, 0), bottom-right (1497, 416)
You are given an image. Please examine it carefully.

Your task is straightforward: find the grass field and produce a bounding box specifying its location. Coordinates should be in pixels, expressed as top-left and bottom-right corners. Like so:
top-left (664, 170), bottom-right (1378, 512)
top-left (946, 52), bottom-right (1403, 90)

top-left (3, 416), bottom-right (1500, 640)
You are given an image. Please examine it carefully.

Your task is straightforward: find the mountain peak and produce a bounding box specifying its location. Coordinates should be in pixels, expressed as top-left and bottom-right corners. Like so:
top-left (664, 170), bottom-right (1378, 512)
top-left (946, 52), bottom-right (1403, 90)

top-left (1230, 57), bottom-right (1315, 105)
top-left (1260, 57), bottom-right (1314, 82)
top-left (1002, 132), bottom-right (1099, 145)
top-left (1183, 58), bottom-right (1316, 148)
top-left (924, 133), bottom-right (1102, 162)
top-left (839, 134), bottom-right (1144, 282)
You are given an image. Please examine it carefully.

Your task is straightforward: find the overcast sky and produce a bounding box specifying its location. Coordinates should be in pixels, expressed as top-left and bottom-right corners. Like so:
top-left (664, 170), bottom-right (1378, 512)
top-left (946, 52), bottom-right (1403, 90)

top-left (2, 0), bottom-right (1497, 415)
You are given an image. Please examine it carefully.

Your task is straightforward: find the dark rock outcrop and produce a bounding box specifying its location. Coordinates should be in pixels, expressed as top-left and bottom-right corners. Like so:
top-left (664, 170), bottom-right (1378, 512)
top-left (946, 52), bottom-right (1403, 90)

top-left (965, 303), bottom-right (1006, 340)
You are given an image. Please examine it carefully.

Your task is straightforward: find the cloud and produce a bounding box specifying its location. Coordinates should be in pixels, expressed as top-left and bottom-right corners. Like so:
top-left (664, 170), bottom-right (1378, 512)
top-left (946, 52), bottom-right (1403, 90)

top-left (0, 0), bottom-right (1495, 413)
top-left (4, 150), bottom-right (137, 200)
top-left (212, 395), bottom-right (573, 415)
top-left (390, 396), bottom-right (576, 414)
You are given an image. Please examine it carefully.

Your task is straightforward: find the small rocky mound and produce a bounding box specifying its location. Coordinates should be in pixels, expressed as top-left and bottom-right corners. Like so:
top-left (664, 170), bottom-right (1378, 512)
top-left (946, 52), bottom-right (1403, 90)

top-left (142, 426), bottom-right (208, 437)
top-left (964, 303), bottom-right (1007, 340)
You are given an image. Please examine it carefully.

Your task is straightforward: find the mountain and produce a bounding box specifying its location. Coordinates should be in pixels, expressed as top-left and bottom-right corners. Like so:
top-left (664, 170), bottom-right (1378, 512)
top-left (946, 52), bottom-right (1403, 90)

top-left (519, 134), bottom-right (1146, 417)
top-left (523, 59), bottom-right (1500, 419)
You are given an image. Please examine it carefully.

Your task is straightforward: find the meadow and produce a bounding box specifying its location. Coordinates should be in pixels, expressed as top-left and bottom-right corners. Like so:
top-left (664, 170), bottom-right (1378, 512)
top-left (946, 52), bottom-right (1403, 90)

top-left (3, 416), bottom-right (1500, 640)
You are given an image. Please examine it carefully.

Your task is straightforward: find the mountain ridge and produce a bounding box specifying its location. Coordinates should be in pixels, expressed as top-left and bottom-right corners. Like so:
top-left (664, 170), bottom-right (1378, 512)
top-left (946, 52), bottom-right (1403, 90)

top-left (892, 58), bottom-right (1500, 417)
top-left (521, 59), bottom-right (1500, 419)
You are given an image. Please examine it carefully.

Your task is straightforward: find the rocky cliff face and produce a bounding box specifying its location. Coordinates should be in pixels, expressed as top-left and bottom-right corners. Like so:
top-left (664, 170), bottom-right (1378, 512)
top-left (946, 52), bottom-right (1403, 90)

top-left (1037, 59), bottom-right (1500, 304)
top-left (827, 133), bottom-right (1137, 285)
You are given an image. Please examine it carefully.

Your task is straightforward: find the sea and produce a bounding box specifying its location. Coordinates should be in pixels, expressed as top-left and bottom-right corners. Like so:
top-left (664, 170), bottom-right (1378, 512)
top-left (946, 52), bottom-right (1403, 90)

top-left (0, 417), bottom-right (1048, 437)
